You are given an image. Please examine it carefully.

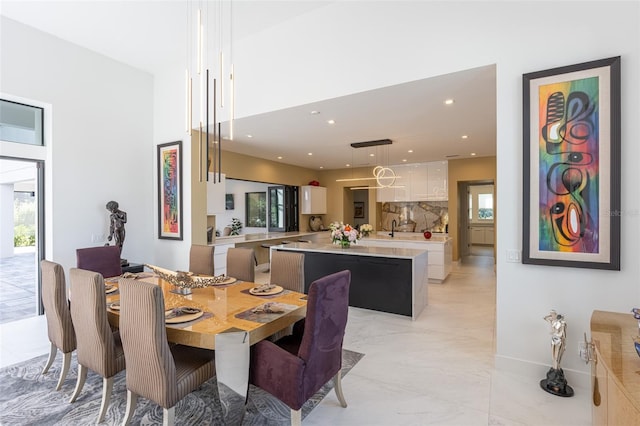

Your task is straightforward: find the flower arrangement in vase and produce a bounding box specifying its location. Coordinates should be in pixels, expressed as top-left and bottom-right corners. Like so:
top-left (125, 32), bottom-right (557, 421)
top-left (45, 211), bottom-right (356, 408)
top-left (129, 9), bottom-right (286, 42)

top-left (329, 221), bottom-right (361, 248)
top-left (360, 223), bottom-right (373, 237)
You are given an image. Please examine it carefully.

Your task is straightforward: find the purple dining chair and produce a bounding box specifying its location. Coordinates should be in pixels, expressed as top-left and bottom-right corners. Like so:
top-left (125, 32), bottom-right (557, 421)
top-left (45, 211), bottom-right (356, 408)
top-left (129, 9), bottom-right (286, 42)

top-left (76, 245), bottom-right (122, 278)
top-left (249, 269), bottom-right (351, 425)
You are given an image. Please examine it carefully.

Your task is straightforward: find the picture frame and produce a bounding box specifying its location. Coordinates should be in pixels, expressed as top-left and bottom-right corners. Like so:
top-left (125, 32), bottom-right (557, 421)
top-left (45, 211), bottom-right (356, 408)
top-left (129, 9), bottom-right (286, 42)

top-left (157, 141), bottom-right (183, 240)
top-left (225, 194), bottom-right (234, 210)
top-left (522, 56), bottom-right (621, 270)
top-left (245, 192), bottom-right (267, 227)
top-left (354, 201), bottom-right (365, 218)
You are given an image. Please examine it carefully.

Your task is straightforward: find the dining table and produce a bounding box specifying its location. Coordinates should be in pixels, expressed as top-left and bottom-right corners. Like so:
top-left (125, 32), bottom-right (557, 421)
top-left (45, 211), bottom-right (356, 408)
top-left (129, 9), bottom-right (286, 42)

top-left (104, 272), bottom-right (307, 424)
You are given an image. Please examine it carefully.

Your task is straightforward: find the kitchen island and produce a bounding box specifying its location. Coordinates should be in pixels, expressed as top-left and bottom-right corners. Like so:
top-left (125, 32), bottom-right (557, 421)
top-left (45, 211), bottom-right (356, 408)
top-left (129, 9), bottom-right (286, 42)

top-left (208, 231), bottom-right (323, 276)
top-left (273, 242), bottom-right (428, 320)
top-left (357, 233), bottom-right (452, 282)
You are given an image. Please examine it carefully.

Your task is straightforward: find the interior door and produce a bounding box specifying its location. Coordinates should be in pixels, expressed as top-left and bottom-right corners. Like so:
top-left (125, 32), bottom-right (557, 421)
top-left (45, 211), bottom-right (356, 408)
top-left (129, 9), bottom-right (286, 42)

top-left (458, 182), bottom-right (471, 259)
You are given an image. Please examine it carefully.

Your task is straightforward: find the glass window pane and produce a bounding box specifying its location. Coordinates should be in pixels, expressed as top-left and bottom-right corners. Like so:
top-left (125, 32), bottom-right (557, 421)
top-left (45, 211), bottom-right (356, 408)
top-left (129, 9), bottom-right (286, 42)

top-left (478, 193), bottom-right (493, 220)
top-left (0, 100), bottom-right (44, 146)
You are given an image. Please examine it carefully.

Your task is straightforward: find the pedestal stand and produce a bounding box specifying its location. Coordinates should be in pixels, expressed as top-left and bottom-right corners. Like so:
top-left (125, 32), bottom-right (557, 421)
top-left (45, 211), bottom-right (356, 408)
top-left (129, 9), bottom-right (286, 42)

top-left (540, 367), bottom-right (574, 397)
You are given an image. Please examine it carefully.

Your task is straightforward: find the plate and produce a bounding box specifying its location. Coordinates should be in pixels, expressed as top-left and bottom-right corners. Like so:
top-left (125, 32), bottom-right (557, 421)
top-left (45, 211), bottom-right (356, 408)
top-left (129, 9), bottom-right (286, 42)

top-left (108, 302), bottom-right (120, 311)
top-left (249, 285), bottom-right (284, 296)
top-left (165, 308), bottom-right (204, 324)
top-left (105, 285), bottom-right (118, 294)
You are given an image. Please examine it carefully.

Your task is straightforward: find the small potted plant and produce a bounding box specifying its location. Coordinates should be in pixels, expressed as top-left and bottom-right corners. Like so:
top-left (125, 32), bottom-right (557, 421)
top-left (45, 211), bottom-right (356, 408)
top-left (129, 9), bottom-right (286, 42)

top-left (329, 221), bottom-right (361, 248)
top-left (229, 218), bottom-right (243, 235)
top-left (360, 223), bottom-right (373, 237)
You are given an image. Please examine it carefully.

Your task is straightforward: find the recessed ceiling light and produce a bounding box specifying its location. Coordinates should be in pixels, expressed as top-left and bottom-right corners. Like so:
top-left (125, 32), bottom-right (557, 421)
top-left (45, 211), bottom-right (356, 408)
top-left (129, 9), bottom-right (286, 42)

top-left (346, 163), bottom-right (351, 167)
top-left (277, 156), bottom-right (283, 160)
top-left (471, 152), bottom-right (477, 156)
top-left (310, 110), bottom-right (320, 115)
top-left (444, 99), bottom-right (454, 105)
top-left (246, 134), bottom-right (253, 138)
top-left (308, 152), bottom-right (313, 156)
top-left (327, 119), bottom-right (335, 124)
top-left (408, 149), bottom-right (413, 153)
top-left (402, 159), bottom-right (407, 162)
top-left (369, 153), bottom-right (375, 157)
top-left (319, 166), bottom-right (324, 169)
top-left (461, 135), bottom-right (468, 139)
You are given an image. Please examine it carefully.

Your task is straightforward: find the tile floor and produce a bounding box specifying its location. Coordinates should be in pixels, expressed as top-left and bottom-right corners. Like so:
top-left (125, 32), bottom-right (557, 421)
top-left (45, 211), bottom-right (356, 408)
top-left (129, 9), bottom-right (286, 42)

top-left (0, 251), bottom-right (591, 425)
top-left (0, 247), bottom-right (39, 324)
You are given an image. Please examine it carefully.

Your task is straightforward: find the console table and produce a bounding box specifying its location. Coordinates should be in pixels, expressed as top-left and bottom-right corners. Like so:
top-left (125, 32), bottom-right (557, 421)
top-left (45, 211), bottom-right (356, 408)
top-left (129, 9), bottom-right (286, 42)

top-left (590, 310), bottom-right (640, 425)
top-left (122, 263), bottom-right (144, 273)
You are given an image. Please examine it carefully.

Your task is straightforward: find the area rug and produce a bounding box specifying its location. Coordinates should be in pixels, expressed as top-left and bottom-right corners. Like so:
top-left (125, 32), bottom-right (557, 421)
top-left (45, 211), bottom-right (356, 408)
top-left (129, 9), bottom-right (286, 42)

top-left (0, 349), bottom-right (363, 425)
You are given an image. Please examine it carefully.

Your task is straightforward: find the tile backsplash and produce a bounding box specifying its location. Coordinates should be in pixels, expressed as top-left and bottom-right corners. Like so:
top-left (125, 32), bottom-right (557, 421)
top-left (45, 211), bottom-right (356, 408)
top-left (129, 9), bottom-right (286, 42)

top-left (380, 201), bottom-right (449, 233)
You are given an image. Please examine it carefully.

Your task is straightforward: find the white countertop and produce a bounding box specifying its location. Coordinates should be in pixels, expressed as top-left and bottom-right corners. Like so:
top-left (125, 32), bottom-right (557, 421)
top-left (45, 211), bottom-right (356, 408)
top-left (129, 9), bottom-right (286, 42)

top-left (365, 232), bottom-right (451, 243)
top-left (273, 242), bottom-right (428, 260)
top-left (210, 231), bottom-right (318, 246)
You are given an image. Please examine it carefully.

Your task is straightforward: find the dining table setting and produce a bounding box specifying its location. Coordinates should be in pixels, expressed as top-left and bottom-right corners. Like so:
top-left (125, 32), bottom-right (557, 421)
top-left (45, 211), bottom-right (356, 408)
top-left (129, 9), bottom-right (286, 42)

top-left (103, 267), bottom-right (308, 349)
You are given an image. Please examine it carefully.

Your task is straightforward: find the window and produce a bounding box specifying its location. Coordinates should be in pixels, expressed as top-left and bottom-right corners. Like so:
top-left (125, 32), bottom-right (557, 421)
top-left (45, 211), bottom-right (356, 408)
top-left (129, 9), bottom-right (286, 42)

top-left (469, 185), bottom-right (494, 223)
top-left (0, 100), bottom-right (44, 145)
top-left (245, 192), bottom-right (267, 227)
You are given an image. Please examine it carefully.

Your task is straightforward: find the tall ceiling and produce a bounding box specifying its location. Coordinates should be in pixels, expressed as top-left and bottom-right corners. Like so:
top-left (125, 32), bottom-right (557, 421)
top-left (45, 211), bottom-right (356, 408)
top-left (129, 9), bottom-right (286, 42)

top-left (1, 1), bottom-right (496, 170)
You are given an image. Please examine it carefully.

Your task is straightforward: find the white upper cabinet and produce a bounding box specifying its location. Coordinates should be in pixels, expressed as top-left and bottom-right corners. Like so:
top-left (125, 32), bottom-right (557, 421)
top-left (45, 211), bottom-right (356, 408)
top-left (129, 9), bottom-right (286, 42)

top-left (301, 185), bottom-right (326, 214)
top-left (376, 162), bottom-right (448, 202)
top-left (207, 172), bottom-right (226, 214)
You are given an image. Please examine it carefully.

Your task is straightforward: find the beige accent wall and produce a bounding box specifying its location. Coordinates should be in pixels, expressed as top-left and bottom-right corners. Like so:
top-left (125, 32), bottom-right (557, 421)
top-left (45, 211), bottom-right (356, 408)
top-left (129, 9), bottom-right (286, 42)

top-left (318, 167), bottom-right (379, 228)
top-left (447, 156), bottom-right (497, 260)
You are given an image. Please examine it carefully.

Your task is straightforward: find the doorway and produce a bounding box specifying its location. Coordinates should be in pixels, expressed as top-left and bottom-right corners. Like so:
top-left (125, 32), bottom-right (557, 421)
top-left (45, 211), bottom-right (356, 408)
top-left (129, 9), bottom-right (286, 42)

top-left (0, 157), bottom-right (45, 324)
top-left (458, 180), bottom-right (495, 263)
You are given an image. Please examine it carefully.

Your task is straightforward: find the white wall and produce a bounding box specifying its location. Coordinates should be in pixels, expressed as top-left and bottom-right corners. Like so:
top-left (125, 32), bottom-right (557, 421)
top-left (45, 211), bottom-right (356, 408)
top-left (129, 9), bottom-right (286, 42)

top-left (1, 17), bottom-right (154, 273)
top-left (217, 1), bottom-right (640, 380)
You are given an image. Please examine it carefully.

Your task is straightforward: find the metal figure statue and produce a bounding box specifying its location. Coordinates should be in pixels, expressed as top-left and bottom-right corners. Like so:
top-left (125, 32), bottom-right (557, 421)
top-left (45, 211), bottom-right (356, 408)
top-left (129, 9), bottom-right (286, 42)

top-left (540, 310), bottom-right (574, 397)
top-left (105, 200), bottom-right (128, 266)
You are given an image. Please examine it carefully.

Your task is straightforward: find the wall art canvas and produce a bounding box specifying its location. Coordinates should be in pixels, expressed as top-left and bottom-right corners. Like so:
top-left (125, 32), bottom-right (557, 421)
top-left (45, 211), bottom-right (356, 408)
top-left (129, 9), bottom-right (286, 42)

top-left (157, 141), bottom-right (183, 240)
top-left (522, 57), bottom-right (620, 270)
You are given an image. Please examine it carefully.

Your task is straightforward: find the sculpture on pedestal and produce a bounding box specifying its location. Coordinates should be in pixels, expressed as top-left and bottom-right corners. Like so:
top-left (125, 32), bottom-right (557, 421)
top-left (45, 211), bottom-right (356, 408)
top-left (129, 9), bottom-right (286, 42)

top-left (540, 310), bottom-right (574, 397)
top-left (105, 200), bottom-right (128, 266)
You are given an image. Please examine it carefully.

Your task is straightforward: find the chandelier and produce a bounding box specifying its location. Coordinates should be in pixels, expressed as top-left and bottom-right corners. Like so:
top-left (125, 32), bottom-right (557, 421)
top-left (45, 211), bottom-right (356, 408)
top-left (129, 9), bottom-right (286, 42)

top-left (185, 0), bottom-right (234, 184)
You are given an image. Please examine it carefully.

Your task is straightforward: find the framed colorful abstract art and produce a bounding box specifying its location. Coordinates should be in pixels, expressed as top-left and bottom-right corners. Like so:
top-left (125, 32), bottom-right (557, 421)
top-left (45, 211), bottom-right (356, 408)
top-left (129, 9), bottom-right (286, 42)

top-left (157, 141), bottom-right (183, 240)
top-left (522, 56), bottom-right (621, 270)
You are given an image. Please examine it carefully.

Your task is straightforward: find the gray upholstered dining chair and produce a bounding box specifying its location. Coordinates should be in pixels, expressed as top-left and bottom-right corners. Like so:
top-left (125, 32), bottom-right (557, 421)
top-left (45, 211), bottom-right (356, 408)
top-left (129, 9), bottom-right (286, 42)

top-left (76, 245), bottom-right (122, 278)
top-left (68, 268), bottom-right (126, 423)
top-left (270, 251), bottom-right (305, 293)
top-left (250, 270), bottom-right (351, 426)
top-left (226, 247), bottom-right (256, 282)
top-left (40, 260), bottom-right (76, 391)
top-left (189, 244), bottom-right (215, 276)
top-left (268, 251), bottom-right (305, 341)
top-left (118, 278), bottom-right (217, 426)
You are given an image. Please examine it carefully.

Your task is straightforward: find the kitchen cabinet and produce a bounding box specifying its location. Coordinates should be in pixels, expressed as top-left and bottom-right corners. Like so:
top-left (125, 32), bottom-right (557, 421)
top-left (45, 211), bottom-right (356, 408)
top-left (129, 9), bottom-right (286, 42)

top-left (376, 162), bottom-right (448, 202)
top-left (206, 172), bottom-right (226, 214)
top-left (470, 226), bottom-right (494, 245)
top-left (300, 185), bottom-right (326, 214)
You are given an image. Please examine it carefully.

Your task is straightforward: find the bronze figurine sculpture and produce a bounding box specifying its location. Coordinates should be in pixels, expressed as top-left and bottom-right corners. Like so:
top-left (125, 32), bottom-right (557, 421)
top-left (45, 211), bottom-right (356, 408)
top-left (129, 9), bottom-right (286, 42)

top-left (105, 200), bottom-right (128, 266)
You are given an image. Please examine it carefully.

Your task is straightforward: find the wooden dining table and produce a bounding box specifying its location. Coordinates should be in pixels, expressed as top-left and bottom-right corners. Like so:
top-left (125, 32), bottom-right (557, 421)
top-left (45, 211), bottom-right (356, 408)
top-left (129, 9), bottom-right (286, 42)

top-left (105, 274), bottom-right (308, 350)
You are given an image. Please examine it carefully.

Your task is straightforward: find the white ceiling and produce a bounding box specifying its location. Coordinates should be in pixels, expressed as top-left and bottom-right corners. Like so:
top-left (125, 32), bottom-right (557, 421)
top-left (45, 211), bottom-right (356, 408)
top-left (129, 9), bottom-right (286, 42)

top-left (1, 0), bottom-right (496, 170)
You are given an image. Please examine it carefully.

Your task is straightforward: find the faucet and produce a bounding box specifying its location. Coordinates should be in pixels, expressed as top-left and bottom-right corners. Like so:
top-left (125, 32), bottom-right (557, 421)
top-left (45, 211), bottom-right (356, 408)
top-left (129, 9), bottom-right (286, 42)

top-left (390, 219), bottom-right (397, 237)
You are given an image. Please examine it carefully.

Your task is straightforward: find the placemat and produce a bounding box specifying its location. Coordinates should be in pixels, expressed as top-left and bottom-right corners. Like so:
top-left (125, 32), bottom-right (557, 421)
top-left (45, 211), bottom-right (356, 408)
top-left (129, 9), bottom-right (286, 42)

top-left (166, 312), bottom-right (213, 328)
top-left (235, 303), bottom-right (298, 324)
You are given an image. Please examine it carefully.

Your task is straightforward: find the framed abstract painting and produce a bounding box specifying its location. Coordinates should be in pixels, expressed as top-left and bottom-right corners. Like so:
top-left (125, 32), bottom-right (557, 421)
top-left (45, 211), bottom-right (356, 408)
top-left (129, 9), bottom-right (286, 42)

top-left (157, 141), bottom-right (183, 240)
top-left (522, 56), bottom-right (621, 270)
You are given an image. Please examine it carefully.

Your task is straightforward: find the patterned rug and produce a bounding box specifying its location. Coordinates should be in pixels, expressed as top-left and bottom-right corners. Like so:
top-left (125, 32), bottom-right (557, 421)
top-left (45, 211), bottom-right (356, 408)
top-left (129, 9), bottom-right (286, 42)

top-left (0, 349), bottom-right (363, 425)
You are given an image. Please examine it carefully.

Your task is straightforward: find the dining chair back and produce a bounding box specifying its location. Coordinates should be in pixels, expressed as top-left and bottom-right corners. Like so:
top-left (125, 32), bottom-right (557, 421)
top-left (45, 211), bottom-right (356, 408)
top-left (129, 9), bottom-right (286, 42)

top-left (250, 270), bottom-right (351, 425)
top-left (268, 251), bottom-right (305, 341)
top-left (269, 251), bottom-right (305, 293)
top-left (76, 245), bottom-right (122, 278)
top-left (68, 268), bottom-right (126, 423)
top-left (40, 260), bottom-right (76, 391)
top-left (118, 278), bottom-right (217, 425)
top-left (189, 244), bottom-right (215, 276)
top-left (226, 247), bottom-right (256, 282)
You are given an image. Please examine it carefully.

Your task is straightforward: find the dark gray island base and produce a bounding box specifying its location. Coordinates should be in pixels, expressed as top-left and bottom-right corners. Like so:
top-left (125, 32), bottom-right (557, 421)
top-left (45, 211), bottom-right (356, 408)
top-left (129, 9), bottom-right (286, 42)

top-left (273, 243), bottom-right (428, 320)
